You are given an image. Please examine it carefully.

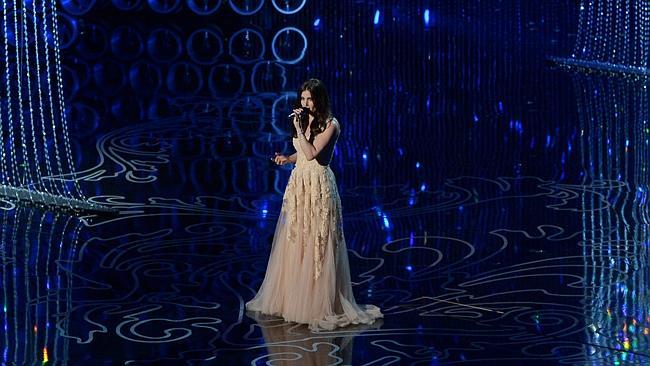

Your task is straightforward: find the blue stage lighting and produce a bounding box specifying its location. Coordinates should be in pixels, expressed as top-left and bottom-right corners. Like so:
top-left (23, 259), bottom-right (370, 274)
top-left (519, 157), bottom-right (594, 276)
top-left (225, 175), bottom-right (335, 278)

top-left (382, 214), bottom-right (390, 229)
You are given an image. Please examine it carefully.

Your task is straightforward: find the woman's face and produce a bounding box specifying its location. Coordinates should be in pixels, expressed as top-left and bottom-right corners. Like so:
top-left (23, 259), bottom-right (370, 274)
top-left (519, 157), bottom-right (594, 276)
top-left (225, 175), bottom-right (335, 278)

top-left (300, 90), bottom-right (316, 112)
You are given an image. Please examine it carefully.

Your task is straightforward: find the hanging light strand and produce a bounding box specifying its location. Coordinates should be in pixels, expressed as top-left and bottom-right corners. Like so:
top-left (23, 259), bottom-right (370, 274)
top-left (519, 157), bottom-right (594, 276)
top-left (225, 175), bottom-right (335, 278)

top-left (0, 0), bottom-right (10, 192)
top-left (10, 0), bottom-right (32, 199)
top-left (20, 0), bottom-right (48, 207)
top-left (49, 0), bottom-right (84, 202)
top-left (30, 0), bottom-right (56, 196)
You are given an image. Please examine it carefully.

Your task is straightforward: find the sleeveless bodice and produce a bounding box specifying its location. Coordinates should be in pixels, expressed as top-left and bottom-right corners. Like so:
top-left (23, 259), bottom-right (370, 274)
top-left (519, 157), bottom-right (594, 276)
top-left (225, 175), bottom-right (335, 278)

top-left (291, 138), bottom-right (333, 170)
top-left (291, 119), bottom-right (339, 169)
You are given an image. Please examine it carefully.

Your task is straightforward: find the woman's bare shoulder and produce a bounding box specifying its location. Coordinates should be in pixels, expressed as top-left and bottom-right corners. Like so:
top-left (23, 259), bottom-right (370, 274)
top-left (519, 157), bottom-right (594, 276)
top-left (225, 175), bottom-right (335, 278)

top-left (326, 116), bottom-right (340, 130)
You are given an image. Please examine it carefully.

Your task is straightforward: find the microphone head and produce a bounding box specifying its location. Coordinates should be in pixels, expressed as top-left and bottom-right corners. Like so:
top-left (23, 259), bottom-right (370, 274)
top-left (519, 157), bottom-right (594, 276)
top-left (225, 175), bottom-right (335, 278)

top-left (288, 107), bottom-right (310, 120)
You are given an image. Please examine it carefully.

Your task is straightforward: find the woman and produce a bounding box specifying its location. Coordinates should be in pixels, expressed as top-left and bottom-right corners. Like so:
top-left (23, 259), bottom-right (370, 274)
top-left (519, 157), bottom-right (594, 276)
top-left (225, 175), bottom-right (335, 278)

top-left (246, 78), bottom-right (382, 331)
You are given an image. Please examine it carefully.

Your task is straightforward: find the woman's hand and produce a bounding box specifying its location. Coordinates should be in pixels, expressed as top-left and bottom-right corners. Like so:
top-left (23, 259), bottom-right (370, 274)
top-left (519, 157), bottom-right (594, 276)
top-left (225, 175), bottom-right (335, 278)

top-left (272, 152), bottom-right (290, 165)
top-left (292, 108), bottom-right (303, 133)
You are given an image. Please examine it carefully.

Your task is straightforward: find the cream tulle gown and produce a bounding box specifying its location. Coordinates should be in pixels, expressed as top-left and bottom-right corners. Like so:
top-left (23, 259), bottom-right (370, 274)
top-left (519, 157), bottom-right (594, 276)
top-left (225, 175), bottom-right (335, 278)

top-left (246, 119), bottom-right (382, 331)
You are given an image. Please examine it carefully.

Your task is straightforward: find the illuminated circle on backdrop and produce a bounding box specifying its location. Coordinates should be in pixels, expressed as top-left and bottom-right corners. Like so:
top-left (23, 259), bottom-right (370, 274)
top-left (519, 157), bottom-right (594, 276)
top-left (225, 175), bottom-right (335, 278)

top-left (271, 0), bottom-right (306, 14)
top-left (147, 28), bottom-right (183, 63)
top-left (111, 94), bottom-right (145, 120)
top-left (147, 96), bottom-right (171, 119)
top-left (228, 28), bottom-right (265, 64)
top-left (271, 27), bottom-right (307, 64)
top-left (166, 62), bottom-right (204, 95)
top-left (228, 96), bottom-right (265, 133)
top-left (229, 0), bottom-right (264, 15)
top-left (93, 60), bottom-right (126, 96)
top-left (110, 26), bottom-right (144, 60)
top-left (271, 92), bottom-right (296, 124)
top-left (129, 61), bottom-right (162, 93)
top-left (68, 135), bottom-right (85, 167)
top-left (251, 61), bottom-right (287, 93)
top-left (66, 102), bottom-right (100, 138)
top-left (5, 13), bottom-right (37, 47)
top-left (76, 23), bottom-right (108, 60)
top-left (208, 64), bottom-right (245, 96)
top-left (111, 0), bottom-right (143, 10)
top-left (111, 0), bottom-right (141, 11)
top-left (187, 27), bottom-right (224, 65)
top-left (148, 0), bottom-right (182, 13)
top-left (56, 13), bottom-right (79, 49)
top-left (60, 0), bottom-right (96, 15)
top-left (187, 0), bottom-right (223, 15)
top-left (61, 65), bottom-right (80, 99)
top-left (67, 58), bottom-right (91, 89)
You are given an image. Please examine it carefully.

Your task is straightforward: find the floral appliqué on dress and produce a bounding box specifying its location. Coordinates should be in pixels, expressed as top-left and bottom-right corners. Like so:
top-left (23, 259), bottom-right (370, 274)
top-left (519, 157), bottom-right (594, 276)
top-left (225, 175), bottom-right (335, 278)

top-left (283, 157), bottom-right (344, 280)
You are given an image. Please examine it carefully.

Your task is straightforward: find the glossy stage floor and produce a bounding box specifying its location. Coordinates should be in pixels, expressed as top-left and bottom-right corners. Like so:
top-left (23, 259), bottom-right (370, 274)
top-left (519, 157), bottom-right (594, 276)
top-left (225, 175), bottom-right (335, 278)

top-left (2, 1), bottom-right (650, 365)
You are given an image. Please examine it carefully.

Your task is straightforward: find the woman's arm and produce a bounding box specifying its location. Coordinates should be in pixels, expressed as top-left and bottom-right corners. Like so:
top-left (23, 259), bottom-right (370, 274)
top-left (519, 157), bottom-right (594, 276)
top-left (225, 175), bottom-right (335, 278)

top-left (288, 152), bottom-right (297, 163)
top-left (296, 121), bottom-right (339, 161)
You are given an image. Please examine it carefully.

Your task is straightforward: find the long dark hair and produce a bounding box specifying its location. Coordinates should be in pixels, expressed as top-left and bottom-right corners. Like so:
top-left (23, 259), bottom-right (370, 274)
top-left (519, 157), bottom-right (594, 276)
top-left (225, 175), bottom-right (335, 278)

top-left (290, 78), bottom-right (333, 142)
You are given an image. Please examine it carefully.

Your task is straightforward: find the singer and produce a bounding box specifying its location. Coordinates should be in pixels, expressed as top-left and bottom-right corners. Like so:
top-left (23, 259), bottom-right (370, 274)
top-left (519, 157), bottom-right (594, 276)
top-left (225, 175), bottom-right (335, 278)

top-left (245, 78), bottom-right (383, 330)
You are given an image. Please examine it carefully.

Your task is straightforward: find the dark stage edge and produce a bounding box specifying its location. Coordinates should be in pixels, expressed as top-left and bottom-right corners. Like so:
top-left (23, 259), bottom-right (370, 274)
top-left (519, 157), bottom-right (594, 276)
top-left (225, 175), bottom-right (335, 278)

top-left (0, 185), bottom-right (117, 214)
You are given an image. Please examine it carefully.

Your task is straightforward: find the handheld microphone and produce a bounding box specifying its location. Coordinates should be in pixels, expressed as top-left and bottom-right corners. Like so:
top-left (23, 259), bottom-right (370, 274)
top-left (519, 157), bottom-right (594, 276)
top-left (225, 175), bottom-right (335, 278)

top-left (288, 107), bottom-right (309, 119)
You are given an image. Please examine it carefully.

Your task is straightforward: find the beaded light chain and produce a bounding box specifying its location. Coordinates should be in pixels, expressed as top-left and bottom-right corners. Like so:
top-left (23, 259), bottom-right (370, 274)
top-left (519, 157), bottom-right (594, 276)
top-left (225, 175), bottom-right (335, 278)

top-left (0, 0), bottom-right (114, 213)
top-left (551, 0), bottom-right (649, 78)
